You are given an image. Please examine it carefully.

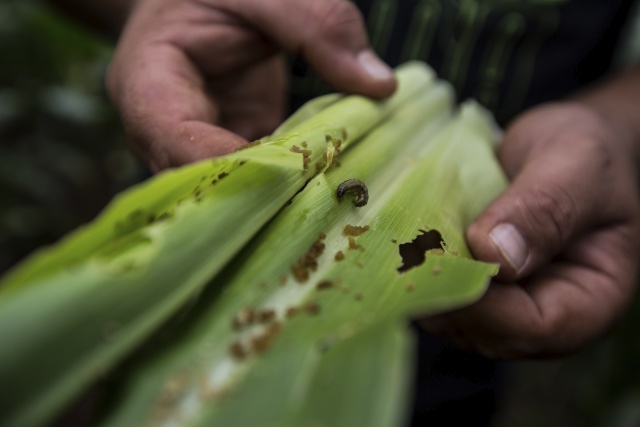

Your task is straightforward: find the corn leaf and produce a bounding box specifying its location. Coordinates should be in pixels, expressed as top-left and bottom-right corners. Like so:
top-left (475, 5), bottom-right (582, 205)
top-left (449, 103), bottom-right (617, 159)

top-left (94, 87), bottom-right (508, 426)
top-left (0, 63), bottom-right (438, 427)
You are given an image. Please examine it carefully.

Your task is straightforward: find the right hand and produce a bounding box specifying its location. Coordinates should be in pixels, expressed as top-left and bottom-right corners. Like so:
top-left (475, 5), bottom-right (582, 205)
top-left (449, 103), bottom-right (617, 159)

top-left (107, 0), bottom-right (396, 172)
top-left (422, 102), bottom-right (640, 359)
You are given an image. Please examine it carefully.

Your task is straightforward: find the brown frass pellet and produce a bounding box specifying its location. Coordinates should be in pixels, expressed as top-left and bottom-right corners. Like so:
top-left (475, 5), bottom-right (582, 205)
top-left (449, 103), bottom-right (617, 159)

top-left (229, 341), bottom-right (247, 360)
top-left (343, 224), bottom-right (370, 236)
top-left (303, 302), bottom-right (321, 315)
top-left (258, 310), bottom-right (276, 323)
top-left (250, 335), bottom-right (270, 353)
top-left (232, 307), bottom-right (256, 330)
top-left (290, 235), bottom-right (326, 283)
top-left (290, 145), bottom-right (312, 157)
top-left (348, 237), bottom-right (363, 251)
top-left (316, 280), bottom-right (333, 291)
top-left (234, 140), bottom-right (262, 152)
top-left (251, 322), bottom-right (282, 353)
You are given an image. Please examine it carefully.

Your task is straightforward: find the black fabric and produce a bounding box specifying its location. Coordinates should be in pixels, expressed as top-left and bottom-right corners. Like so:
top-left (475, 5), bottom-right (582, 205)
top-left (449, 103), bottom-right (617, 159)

top-left (290, 0), bottom-right (635, 125)
top-left (407, 326), bottom-right (504, 427)
top-left (288, 1), bottom-right (635, 425)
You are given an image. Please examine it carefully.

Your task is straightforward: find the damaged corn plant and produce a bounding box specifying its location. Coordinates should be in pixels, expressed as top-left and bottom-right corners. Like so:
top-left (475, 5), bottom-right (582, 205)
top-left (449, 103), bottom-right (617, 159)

top-left (0, 62), bottom-right (508, 427)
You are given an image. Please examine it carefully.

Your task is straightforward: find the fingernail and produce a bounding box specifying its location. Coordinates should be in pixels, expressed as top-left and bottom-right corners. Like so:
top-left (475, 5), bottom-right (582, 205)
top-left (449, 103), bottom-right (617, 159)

top-left (357, 50), bottom-right (394, 80)
top-left (489, 223), bottom-right (528, 272)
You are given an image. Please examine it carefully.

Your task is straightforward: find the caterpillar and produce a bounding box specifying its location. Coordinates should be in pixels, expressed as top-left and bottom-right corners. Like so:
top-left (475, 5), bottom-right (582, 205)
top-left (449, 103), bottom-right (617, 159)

top-left (336, 179), bottom-right (368, 207)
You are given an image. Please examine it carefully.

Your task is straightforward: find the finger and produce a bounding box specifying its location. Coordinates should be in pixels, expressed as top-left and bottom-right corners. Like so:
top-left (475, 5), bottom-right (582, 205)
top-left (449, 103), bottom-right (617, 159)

top-left (108, 2), bottom-right (284, 170)
top-left (423, 223), bottom-right (639, 358)
top-left (146, 3), bottom-right (280, 77)
top-left (108, 44), bottom-right (247, 171)
top-left (227, 0), bottom-right (397, 98)
top-left (211, 56), bottom-right (288, 141)
top-left (466, 124), bottom-right (615, 281)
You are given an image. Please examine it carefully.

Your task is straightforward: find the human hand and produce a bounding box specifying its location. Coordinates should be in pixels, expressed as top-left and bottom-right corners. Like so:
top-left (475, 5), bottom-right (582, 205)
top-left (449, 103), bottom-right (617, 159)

top-left (106, 0), bottom-right (396, 172)
top-left (422, 102), bottom-right (640, 358)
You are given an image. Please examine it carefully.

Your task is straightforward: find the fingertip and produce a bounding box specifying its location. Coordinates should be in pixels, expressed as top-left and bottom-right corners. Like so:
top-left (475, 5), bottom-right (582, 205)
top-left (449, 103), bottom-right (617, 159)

top-left (247, 0), bottom-right (397, 100)
top-left (355, 49), bottom-right (397, 98)
top-left (356, 50), bottom-right (393, 80)
top-left (307, 46), bottom-right (397, 100)
top-left (466, 218), bottom-right (525, 282)
top-left (488, 223), bottom-right (529, 279)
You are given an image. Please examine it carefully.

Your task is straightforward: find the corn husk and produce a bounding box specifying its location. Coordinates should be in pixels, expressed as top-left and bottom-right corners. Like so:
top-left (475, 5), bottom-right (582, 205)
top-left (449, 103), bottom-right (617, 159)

top-left (0, 62), bottom-right (507, 427)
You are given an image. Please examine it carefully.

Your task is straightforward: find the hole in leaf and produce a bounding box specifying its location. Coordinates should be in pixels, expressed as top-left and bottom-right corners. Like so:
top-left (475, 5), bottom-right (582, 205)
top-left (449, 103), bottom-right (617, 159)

top-left (397, 229), bottom-right (445, 273)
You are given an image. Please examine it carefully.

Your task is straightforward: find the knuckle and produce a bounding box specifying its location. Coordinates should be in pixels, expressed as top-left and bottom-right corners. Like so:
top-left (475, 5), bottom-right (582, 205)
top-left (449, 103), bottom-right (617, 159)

top-left (521, 317), bottom-right (556, 353)
top-left (487, 319), bottom-right (557, 359)
top-left (522, 184), bottom-right (577, 247)
top-left (308, 0), bottom-right (364, 42)
top-left (580, 134), bottom-right (614, 174)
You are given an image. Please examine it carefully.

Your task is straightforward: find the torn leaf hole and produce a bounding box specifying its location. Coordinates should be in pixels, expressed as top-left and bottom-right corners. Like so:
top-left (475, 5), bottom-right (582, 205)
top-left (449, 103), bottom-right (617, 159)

top-left (397, 229), bottom-right (445, 273)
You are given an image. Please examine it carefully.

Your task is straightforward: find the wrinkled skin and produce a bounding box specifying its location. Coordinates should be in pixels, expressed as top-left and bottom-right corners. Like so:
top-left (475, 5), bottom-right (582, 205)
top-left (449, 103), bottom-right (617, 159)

top-left (423, 102), bottom-right (640, 358)
top-left (107, 0), bottom-right (396, 171)
top-left (106, 0), bottom-right (640, 358)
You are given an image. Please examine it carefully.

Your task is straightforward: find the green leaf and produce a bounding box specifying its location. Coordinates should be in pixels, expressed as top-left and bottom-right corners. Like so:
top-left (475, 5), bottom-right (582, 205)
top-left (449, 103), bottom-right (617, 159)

top-left (0, 62), bottom-right (436, 427)
top-left (95, 87), bottom-right (507, 426)
top-left (196, 320), bottom-right (415, 427)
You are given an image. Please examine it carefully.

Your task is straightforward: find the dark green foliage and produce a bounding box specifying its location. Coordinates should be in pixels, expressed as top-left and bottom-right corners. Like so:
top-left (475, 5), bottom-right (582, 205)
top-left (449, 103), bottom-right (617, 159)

top-left (0, 1), bottom-right (141, 274)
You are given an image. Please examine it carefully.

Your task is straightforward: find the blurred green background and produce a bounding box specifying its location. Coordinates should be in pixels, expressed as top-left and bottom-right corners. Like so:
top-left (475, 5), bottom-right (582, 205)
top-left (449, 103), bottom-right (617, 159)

top-left (0, 0), bottom-right (139, 274)
top-left (0, 1), bottom-right (638, 426)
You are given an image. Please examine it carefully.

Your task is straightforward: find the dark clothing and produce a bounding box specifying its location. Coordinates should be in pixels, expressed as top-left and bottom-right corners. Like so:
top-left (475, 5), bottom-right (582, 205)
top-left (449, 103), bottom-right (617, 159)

top-left (290, 0), bottom-right (635, 126)
top-left (289, 1), bottom-right (635, 426)
top-left (409, 326), bottom-right (505, 427)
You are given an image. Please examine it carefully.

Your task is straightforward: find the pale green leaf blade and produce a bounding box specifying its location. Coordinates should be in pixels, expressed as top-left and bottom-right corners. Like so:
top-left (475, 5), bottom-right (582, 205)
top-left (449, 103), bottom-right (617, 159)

top-left (194, 320), bottom-right (414, 427)
top-left (95, 86), bottom-right (507, 427)
top-left (0, 63), bottom-right (436, 427)
top-left (271, 93), bottom-right (344, 138)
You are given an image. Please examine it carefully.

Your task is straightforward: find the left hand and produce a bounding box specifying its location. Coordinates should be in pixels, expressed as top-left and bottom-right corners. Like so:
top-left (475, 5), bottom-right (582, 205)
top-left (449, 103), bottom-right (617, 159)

top-left (106, 0), bottom-right (395, 171)
top-left (422, 101), bottom-right (640, 359)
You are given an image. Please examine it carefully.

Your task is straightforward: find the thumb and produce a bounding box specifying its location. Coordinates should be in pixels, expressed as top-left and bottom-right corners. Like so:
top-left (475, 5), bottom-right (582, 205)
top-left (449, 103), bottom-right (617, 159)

top-left (466, 138), bottom-right (603, 282)
top-left (235, 0), bottom-right (397, 98)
